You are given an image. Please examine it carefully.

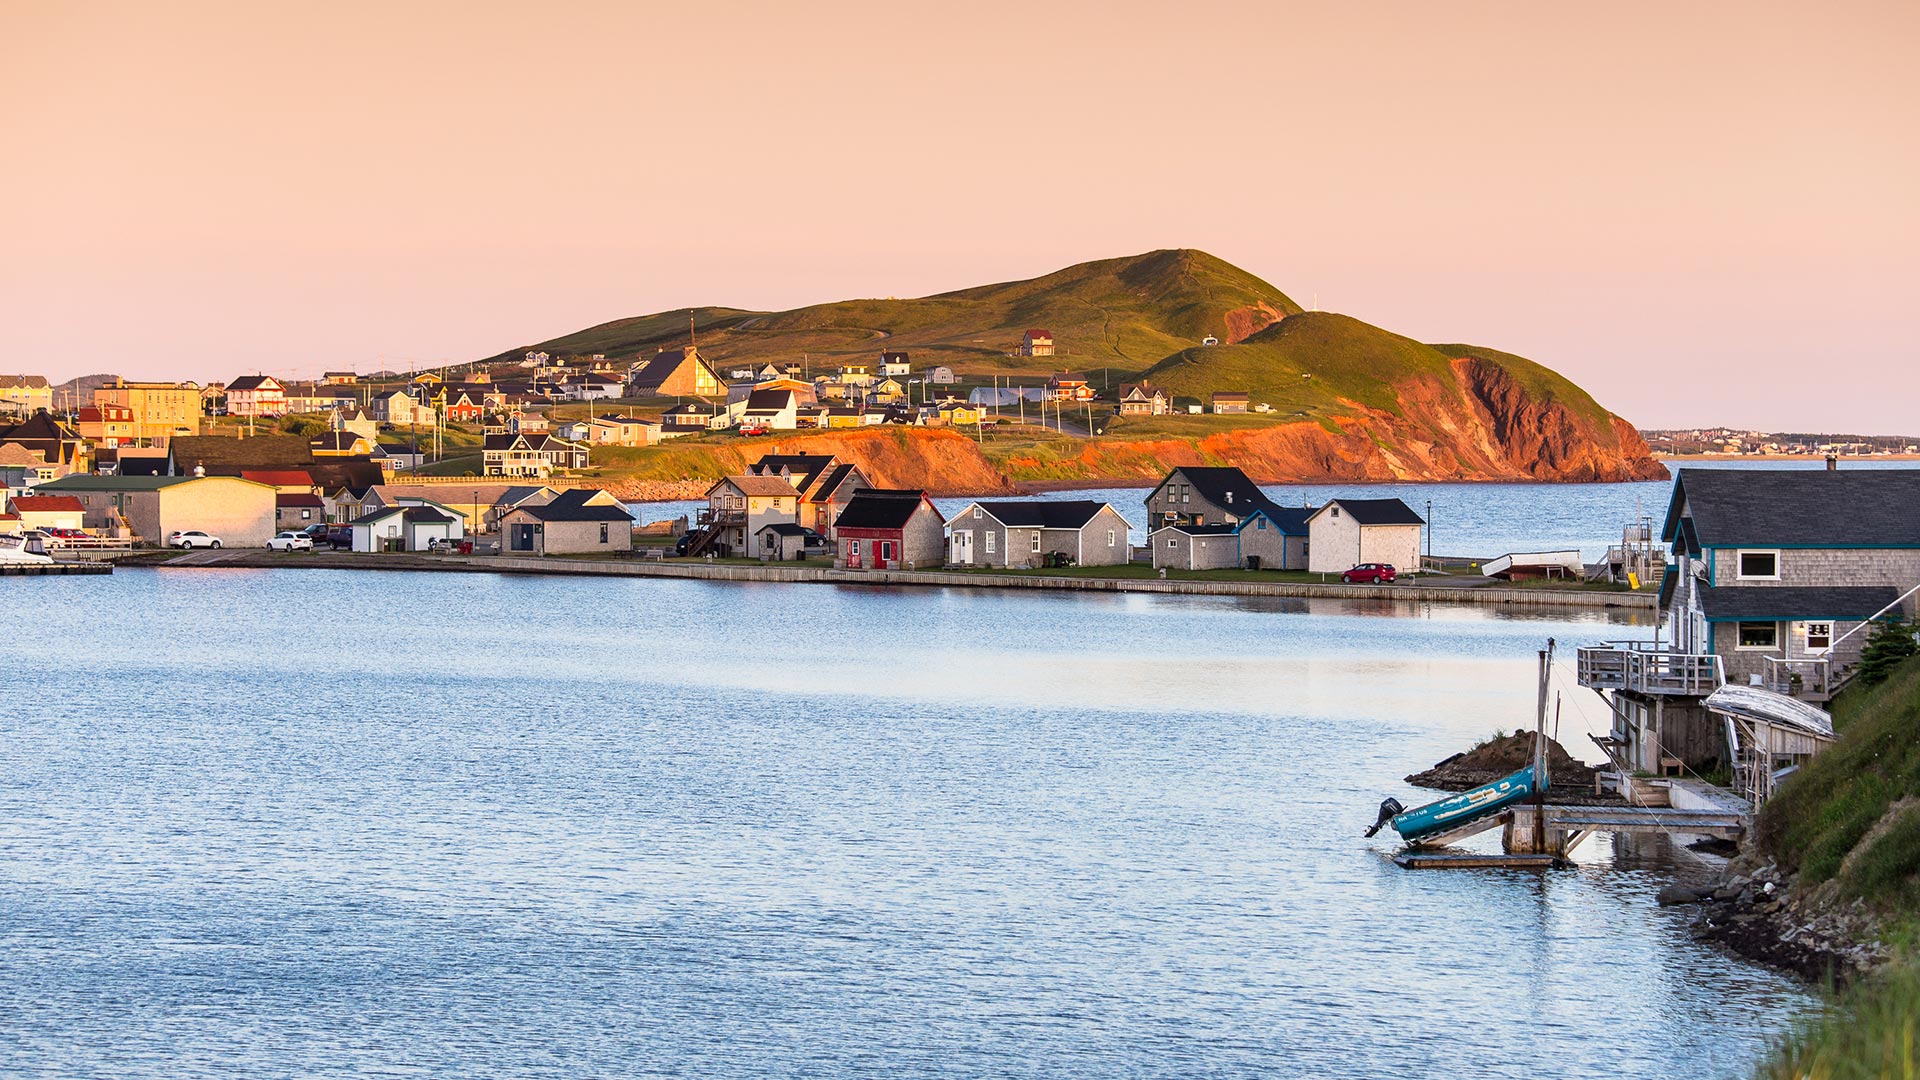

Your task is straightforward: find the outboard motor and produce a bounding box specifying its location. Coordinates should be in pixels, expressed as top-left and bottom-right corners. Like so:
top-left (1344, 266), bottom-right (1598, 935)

top-left (1363, 797), bottom-right (1406, 838)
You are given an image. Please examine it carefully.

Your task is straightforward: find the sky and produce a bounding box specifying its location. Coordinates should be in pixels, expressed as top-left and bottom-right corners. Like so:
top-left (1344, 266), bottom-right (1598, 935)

top-left (3, 1), bottom-right (1916, 432)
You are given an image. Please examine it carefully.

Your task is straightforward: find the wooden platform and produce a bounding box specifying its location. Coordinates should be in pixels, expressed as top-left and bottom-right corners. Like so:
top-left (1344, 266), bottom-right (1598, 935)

top-left (1393, 851), bottom-right (1569, 870)
top-left (1542, 805), bottom-right (1745, 839)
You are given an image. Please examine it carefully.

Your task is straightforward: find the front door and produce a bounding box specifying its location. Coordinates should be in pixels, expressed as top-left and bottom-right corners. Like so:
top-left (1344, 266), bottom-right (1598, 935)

top-left (953, 530), bottom-right (972, 565)
top-left (876, 539), bottom-right (894, 569)
top-left (513, 523), bottom-right (536, 552)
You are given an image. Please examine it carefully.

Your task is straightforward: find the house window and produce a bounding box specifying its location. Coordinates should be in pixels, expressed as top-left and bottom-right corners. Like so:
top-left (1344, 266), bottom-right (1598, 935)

top-left (1331, 506), bottom-right (1340, 518)
top-left (301, 509), bottom-right (312, 520)
top-left (849, 540), bottom-right (860, 556)
top-left (1736, 621), bottom-right (1779, 650)
top-left (1030, 533), bottom-right (1041, 552)
top-left (1106, 529), bottom-right (1116, 546)
top-left (1804, 621), bottom-right (1833, 652)
top-left (973, 508), bottom-right (981, 519)
top-left (880, 541), bottom-right (895, 560)
top-left (985, 533), bottom-right (995, 554)
top-left (1255, 518), bottom-right (1266, 530)
top-left (599, 523), bottom-right (609, 544)
top-left (1737, 550), bottom-right (1780, 580)
top-left (1166, 538), bottom-right (1177, 548)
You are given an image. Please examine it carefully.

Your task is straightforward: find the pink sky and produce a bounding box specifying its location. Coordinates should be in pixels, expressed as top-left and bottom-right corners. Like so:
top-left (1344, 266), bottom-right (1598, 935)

top-left (4, 1), bottom-right (1915, 431)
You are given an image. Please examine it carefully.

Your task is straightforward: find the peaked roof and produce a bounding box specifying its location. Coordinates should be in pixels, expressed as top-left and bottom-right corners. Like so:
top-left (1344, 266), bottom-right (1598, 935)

top-left (8, 495), bottom-right (83, 512)
top-left (1159, 466), bottom-right (1298, 521)
top-left (520, 487), bottom-right (633, 522)
top-left (225, 375), bottom-right (282, 392)
top-left (627, 346), bottom-right (723, 392)
top-left (1663, 468), bottom-right (1920, 548)
top-left (0, 375), bottom-right (51, 390)
top-left (968, 500), bottom-right (1116, 529)
top-left (171, 435), bottom-right (315, 473)
top-left (716, 474), bottom-right (802, 498)
top-left (1318, 498), bottom-right (1426, 526)
top-left (745, 388), bottom-right (797, 411)
top-left (808, 462), bottom-right (860, 502)
top-left (1152, 522), bottom-right (1239, 536)
top-left (749, 453), bottom-right (835, 492)
top-left (835, 490), bottom-right (938, 530)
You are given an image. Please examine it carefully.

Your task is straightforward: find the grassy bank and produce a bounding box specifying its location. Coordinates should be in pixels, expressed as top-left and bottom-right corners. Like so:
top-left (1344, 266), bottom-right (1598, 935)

top-left (1753, 653), bottom-right (1920, 1078)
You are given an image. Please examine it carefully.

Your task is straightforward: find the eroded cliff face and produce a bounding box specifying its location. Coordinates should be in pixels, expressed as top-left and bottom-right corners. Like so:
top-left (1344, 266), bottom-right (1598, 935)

top-left (993, 359), bottom-right (1666, 487)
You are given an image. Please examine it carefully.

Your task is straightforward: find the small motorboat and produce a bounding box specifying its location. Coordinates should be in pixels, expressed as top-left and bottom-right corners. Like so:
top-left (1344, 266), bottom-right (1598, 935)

top-left (1364, 639), bottom-right (1556, 845)
top-left (0, 534), bottom-right (54, 565)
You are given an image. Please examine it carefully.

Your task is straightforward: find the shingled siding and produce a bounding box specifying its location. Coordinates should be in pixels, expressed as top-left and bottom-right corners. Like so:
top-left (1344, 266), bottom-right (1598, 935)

top-left (1707, 547), bottom-right (1920, 592)
top-left (1712, 618), bottom-right (1875, 688)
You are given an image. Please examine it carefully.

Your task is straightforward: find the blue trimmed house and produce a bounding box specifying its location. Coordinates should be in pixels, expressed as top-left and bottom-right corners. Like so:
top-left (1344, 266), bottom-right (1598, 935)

top-left (1577, 466), bottom-right (1920, 773)
top-left (1143, 466), bottom-right (1314, 570)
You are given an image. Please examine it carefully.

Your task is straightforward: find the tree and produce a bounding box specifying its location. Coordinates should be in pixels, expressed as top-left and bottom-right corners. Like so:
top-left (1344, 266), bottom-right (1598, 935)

top-left (1856, 616), bottom-right (1918, 687)
top-left (278, 415), bottom-right (328, 438)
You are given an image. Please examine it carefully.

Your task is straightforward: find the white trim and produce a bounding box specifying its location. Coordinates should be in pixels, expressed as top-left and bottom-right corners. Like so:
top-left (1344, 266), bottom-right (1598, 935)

top-left (1735, 549), bottom-right (1781, 581)
top-left (1734, 620), bottom-right (1781, 651)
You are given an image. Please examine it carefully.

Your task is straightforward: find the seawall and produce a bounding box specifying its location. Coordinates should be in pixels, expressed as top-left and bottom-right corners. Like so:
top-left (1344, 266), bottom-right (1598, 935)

top-left (147, 550), bottom-right (1657, 611)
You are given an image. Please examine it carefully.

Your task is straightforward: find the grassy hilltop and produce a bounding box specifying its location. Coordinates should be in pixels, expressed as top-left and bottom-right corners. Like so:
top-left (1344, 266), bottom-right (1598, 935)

top-left (482, 249), bottom-right (1666, 485)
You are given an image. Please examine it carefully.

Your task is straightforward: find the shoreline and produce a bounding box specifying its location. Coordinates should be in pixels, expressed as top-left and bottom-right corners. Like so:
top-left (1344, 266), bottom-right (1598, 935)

top-left (1656, 452), bottom-right (1920, 462)
top-left (135, 549), bottom-right (1657, 612)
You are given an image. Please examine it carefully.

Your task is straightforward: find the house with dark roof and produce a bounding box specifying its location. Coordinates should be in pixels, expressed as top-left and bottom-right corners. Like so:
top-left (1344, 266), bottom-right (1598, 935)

top-left (498, 488), bottom-right (633, 555)
top-left (482, 432), bottom-right (588, 477)
top-left (833, 490), bottom-right (945, 570)
top-left (948, 500), bottom-right (1132, 568)
top-left (754, 521), bottom-right (825, 561)
top-left (224, 375), bottom-right (287, 418)
top-left (0, 413), bottom-right (89, 471)
top-left (348, 501), bottom-right (464, 552)
top-left (741, 388), bottom-right (800, 430)
top-left (1020, 330), bottom-right (1055, 358)
top-left (698, 474), bottom-right (804, 556)
top-left (1145, 466), bottom-right (1307, 530)
top-left (1147, 504), bottom-right (1314, 572)
top-left (275, 492), bottom-right (326, 528)
top-left (1576, 467), bottom-right (1920, 779)
top-left (878, 351), bottom-right (911, 377)
top-left (1305, 498), bottom-right (1425, 575)
top-left (1116, 383), bottom-right (1169, 416)
top-left (1211, 391), bottom-right (1250, 414)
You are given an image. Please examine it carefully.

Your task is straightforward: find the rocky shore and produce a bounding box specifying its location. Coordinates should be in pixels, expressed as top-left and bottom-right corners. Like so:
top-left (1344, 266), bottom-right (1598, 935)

top-left (1665, 858), bottom-right (1890, 986)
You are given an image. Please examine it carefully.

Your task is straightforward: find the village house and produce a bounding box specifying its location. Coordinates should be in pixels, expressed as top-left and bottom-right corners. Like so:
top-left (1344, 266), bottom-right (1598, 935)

top-left (499, 488), bottom-right (633, 555)
top-left (224, 375), bottom-right (288, 419)
top-left (1305, 498), bottom-right (1426, 575)
top-left (627, 345), bottom-right (727, 398)
top-left (93, 379), bottom-right (204, 443)
top-left (0, 442), bottom-right (60, 496)
top-left (1577, 467), bottom-right (1920, 785)
top-left (928, 366), bottom-right (957, 384)
top-left (1211, 391), bottom-right (1251, 414)
top-left (740, 387), bottom-right (801, 430)
top-left (1019, 329), bottom-right (1055, 357)
top-left (38, 474), bottom-right (278, 546)
top-left (924, 400), bottom-right (984, 426)
top-left (699, 474), bottom-right (803, 556)
top-left (947, 500), bottom-right (1132, 568)
top-left (275, 492), bottom-right (326, 528)
top-left (310, 431), bottom-right (374, 457)
top-left (878, 351), bottom-right (911, 377)
top-left (0, 413), bottom-right (89, 472)
top-left (348, 502), bottom-right (464, 552)
top-left (869, 377), bottom-right (908, 405)
top-left (558, 371), bottom-right (625, 402)
top-left (661, 400), bottom-right (725, 432)
top-left (1150, 507), bottom-right (1313, 571)
top-left (6, 494), bottom-right (85, 532)
top-left (1146, 466), bottom-right (1291, 528)
top-left (1116, 383), bottom-right (1170, 416)
top-left (0, 375), bottom-right (54, 417)
top-left (558, 415), bottom-right (661, 447)
top-left (482, 432), bottom-right (589, 478)
top-left (77, 404), bottom-right (138, 448)
top-left (834, 489), bottom-right (946, 570)
top-left (1046, 373), bottom-right (1094, 402)
top-left (322, 371), bottom-right (357, 386)
top-left (369, 389), bottom-right (428, 426)
top-left (239, 469), bottom-right (319, 495)
top-left (746, 455), bottom-right (871, 540)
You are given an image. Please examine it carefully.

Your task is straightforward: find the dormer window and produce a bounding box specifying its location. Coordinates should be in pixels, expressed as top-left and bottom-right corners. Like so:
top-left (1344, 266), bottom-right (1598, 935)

top-left (1737, 550), bottom-right (1780, 580)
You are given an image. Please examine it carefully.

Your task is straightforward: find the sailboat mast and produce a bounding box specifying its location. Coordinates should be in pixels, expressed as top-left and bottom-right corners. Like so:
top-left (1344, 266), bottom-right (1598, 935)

top-left (1534, 639), bottom-right (1555, 793)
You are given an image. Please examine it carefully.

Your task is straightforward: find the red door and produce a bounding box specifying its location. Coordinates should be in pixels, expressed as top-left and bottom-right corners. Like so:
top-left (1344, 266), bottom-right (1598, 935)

top-left (874, 538), bottom-right (892, 569)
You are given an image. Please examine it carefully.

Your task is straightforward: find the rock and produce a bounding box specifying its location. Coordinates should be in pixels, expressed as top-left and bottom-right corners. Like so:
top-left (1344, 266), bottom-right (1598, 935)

top-left (1657, 883), bottom-right (1703, 906)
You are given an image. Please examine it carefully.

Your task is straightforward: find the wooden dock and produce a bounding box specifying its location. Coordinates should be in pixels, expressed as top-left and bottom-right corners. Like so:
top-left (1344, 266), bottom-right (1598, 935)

top-left (0, 561), bottom-right (112, 576)
top-left (1395, 801), bottom-right (1749, 869)
top-left (1394, 851), bottom-right (1569, 870)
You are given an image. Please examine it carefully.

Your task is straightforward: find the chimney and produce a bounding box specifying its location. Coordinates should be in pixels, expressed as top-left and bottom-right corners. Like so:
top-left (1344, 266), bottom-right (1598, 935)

top-left (1826, 454), bottom-right (1838, 471)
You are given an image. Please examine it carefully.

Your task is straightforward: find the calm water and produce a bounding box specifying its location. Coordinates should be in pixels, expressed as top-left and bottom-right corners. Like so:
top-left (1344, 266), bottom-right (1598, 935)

top-left (2, 571), bottom-right (1808, 1079)
top-left (637, 458), bottom-right (1913, 561)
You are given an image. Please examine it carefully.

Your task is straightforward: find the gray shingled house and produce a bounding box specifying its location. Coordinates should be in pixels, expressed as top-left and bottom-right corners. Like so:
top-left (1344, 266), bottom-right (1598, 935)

top-left (947, 500), bottom-right (1132, 567)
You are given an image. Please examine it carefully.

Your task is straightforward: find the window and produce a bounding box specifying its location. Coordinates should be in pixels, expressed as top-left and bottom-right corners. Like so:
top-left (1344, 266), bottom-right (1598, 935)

top-left (1804, 622), bottom-right (1833, 652)
top-left (1737, 550), bottom-right (1779, 580)
top-left (1736, 621), bottom-right (1779, 650)
top-left (301, 509), bottom-right (312, 520)
top-left (1031, 533), bottom-right (1042, 552)
top-left (599, 523), bottom-right (609, 544)
top-left (972, 508), bottom-right (981, 519)
top-left (1106, 529), bottom-right (1116, 546)
top-left (1331, 506), bottom-right (1340, 518)
top-left (880, 541), bottom-right (894, 560)
top-left (985, 533), bottom-right (996, 553)
top-left (1167, 537), bottom-right (1177, 548)
top-left (1255, 518), bottom-right (1266, 530)
top-left (849, 540), bottom-right (860, 556)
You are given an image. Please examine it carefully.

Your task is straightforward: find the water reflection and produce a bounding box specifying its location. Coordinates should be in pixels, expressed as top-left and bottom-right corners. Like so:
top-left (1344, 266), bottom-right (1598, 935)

top-left (0, 572), bottom-right (1803, 1080)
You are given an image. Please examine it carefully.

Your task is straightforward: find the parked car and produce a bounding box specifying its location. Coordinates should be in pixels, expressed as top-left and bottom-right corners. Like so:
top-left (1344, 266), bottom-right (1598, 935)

top-left (266, 531), bottom-right (314, 552)
top-left (298, 523), bottom-right (330, 542)
top-left (325, 525), bottom-right (353, 550)
top-left (168, 530), bottom-right (222, 549)
top-left (427, 537), bottom-right (472, 554)
top-left (1341, 563), bottom-right (1397, 584)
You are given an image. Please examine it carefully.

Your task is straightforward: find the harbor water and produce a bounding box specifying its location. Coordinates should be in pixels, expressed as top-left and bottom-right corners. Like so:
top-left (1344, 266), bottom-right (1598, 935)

top-left (0, 571), bottom-right (1809, 1078)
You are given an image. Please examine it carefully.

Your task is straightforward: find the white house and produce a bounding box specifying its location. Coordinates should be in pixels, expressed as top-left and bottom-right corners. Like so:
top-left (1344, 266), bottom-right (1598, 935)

top-left (348, 500), bottom-right (465, 552)
top-left (1306, 498), bottom-right (1425, 574)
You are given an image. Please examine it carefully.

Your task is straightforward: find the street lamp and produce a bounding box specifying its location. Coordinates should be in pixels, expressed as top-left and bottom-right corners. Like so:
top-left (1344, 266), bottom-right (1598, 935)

top-left (1425, 499), bottom-right (1433, 568)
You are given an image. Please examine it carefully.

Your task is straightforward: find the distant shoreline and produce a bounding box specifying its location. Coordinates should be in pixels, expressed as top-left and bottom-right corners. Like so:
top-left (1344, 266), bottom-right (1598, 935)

top-left (1654, 453), bottom-right (1920, 462)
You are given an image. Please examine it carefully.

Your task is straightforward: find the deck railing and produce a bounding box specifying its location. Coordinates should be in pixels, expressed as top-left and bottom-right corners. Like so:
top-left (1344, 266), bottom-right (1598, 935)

top-left (1763, 656), bottom-right (1833, 700)
top-left (1576, 642), bottom-right (1723, 696)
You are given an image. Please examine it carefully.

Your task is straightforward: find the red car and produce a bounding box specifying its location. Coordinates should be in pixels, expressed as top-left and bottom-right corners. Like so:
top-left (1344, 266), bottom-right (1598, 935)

top-left (1341, 563), bottom-right (1397, 584)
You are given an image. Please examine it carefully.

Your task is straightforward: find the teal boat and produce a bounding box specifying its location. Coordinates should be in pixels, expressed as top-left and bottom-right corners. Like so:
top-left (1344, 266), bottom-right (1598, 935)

top-left (1373, 763), bottom-right (1546, 843)
top-left (1364, 639), bottom-right (1556, 846)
